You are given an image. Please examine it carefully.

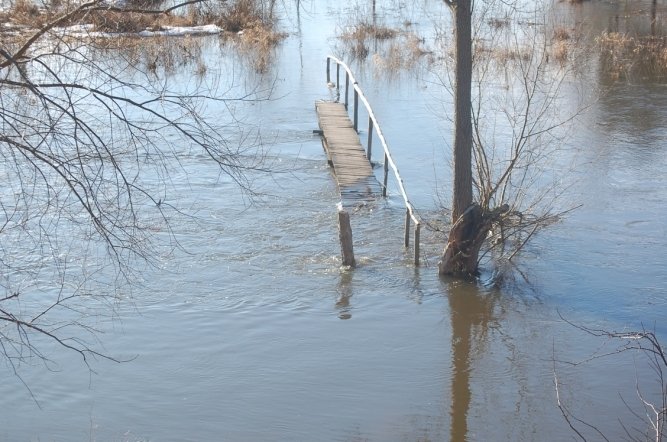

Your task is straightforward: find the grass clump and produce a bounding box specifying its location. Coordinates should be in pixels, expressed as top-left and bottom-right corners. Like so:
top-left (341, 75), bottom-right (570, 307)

top-left (0, 0), bottom-right (280, 37)
top-left (1, 0), bottom-right (46, 27)
top-left (215, 0), bottom-right (286, 72)
top-left (89, 10), bottom-right (160, 33)
top-left (0, 0), bottom-right (285, 74)
top-left (553, 27), bottom-right (571, 41)
top-left (549, 27), bottom-right (573, 64)
top-left (597, 32), bottom-right (667, 80)
top-left (218, 0), bottom-right (268, 33)
top-left (337, 19), bottom-right (431, 69)
top-left (342, 22), bottom-right (398, 41)
top-left (339, 21), bottom-right (400, 59)
top-left (234, 25), bottom-right (286, 73)
top-left (372, 33), bottom-right (430, 72)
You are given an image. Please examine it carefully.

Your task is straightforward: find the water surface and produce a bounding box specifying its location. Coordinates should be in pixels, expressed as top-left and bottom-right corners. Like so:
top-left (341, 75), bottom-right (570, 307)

top-left (1, 0), bottom-right (667, 440)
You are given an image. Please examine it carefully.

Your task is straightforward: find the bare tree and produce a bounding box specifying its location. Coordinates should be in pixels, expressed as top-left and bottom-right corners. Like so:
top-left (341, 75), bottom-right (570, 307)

top-left (438, 0), bottom-right (478, 277)
top-left (0, 0), bottom-right (268, 378)
top-left (438, 0), bottom-right (581, 277)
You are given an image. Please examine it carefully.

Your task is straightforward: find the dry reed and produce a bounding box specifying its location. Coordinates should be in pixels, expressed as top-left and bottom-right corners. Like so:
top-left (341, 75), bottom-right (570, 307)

top-left (597, 32), bottom-right (667, 80)
top-left (338, 19), bottom-right (428, 68)
top-left (0, 0), bottom-right (285, 74)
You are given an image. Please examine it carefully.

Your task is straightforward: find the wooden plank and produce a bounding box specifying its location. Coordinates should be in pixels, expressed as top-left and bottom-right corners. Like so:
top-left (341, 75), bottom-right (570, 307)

top-left (315, 101), bottom-right (380, 204)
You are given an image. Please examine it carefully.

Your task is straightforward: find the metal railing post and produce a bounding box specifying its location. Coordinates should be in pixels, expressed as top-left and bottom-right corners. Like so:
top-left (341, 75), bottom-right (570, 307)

top-left (353, 88), bottom-right (359, 132)
top-left (366, 117), bottom-right (373, 162)
top-left (414, 223), bottom-right (420, 266)
top-left (326, 57), bottom-right (331, 83)
top-left (344, 73), bottom-right (349, 110)
top-left (336, 64), bottom-right (340, 99)
top-left (382, 153), bottom-right (388, 197)
top-left (404, 208), bottom-right (411, 247)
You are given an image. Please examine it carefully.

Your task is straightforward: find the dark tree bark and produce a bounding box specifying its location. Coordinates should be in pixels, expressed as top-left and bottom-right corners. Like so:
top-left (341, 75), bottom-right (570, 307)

top-left (439, 0), bottom-right (572, 276)
top-left (439, 0), bottom-right (482, 277)
top-left (440, 204), bottom-right (487, 276)
top-left (450, 0), bottom-right (473, 222)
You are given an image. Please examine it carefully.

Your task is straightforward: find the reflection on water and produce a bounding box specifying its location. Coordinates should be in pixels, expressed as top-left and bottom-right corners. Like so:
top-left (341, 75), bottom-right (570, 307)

top-left (336, 270), bottom-right (354, 319)
top-left (447, 279), bottom-right (497, 442)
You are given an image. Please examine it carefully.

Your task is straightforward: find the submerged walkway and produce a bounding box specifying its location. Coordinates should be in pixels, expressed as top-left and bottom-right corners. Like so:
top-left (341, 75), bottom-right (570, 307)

top-left (315, 101), bottom-right (380, 204)
top-left (315, 55), bottom-right (422, 265)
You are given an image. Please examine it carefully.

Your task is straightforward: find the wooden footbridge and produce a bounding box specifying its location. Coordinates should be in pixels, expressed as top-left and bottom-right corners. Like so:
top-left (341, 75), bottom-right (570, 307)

top-left (315, 55), bottom-right (421, 266)
top-left (315, 101), bottom-right (380, 201)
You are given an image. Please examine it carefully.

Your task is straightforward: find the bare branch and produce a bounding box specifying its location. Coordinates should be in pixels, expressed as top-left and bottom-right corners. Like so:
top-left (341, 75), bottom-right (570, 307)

top-left (553, 341), bottom-right (612, 441)
top-left (557, 313), bottom-right (667, 441)
top-left (1, 0), bottom-right (274, 380)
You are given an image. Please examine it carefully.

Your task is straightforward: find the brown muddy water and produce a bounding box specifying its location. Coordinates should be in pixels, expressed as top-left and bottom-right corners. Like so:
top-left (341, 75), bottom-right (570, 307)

top-left (1, 0), bottom-right (667, 440)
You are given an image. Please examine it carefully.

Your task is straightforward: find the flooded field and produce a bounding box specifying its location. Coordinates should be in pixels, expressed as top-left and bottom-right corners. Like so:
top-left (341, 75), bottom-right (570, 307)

top-left (1, 0), bottom-right (666, 440)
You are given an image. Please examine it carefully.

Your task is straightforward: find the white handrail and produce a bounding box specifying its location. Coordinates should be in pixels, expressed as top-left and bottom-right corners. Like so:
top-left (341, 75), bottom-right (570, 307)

top-left (326, 55), bottom-right (422, 265)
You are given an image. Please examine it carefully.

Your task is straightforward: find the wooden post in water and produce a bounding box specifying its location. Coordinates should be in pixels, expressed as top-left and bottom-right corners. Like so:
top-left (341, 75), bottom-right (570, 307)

top-left (337, 203), bottom-right (356, 267)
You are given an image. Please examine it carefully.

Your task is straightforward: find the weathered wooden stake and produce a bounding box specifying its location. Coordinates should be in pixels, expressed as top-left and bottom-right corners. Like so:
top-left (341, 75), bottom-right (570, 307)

top-left (337, 203), bottom-right (356, 267)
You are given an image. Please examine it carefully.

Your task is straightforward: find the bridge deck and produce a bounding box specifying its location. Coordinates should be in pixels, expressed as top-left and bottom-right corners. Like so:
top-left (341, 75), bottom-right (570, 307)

top-left (315, 101), bottom-right (380, 203)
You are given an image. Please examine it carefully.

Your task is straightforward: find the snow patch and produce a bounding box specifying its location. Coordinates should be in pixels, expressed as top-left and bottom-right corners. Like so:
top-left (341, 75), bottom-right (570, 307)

top-left (54, 23), bottom-right (223, 38)
top-left (137, 24), bottom-right (223, 37)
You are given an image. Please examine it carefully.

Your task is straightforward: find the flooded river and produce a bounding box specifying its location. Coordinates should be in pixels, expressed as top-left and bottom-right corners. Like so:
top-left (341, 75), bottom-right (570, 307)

top-left (1, 0), bottom-right (666, 440)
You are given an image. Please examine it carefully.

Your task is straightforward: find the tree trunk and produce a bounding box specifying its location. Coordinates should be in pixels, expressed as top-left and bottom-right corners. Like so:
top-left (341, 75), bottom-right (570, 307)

top-left (440, 0), bottom-right (479, 276)
top-left (451, 0), bottom-right (473, 221)
top-left (439, 204), bottom-right (489, 276)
